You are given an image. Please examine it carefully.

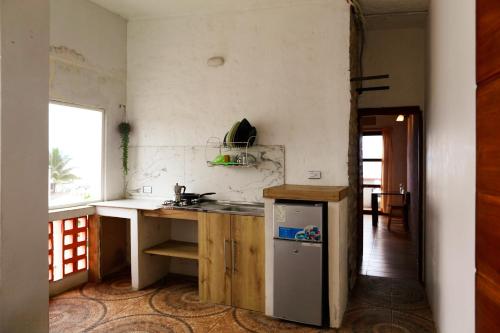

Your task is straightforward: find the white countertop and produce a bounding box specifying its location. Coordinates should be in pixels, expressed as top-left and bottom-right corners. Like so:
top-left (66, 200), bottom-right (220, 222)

top-left (91, 198), bottom-right (264, 216)
top-left (91, 199), bottom-right (164, 211)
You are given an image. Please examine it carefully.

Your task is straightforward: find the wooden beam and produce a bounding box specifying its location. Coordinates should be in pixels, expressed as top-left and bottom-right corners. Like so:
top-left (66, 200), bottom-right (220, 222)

top-left (356, 86), bottom-right (390, 93)
top-left (359, 106), bottom-right (421, 116)
top-left (350, 74), bottom-right (389, 82)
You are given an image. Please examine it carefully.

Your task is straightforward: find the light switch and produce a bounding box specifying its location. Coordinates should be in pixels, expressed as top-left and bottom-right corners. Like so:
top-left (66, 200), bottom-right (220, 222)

top-left (308, 171), bottom-right (321, 179)
top-left (143, 186), bottom-right (152, 193)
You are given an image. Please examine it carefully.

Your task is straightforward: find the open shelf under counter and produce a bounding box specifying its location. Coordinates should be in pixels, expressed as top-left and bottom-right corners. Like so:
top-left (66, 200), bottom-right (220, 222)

top-left (143, 208), bottom-right (199, 221)
top-left (143, 240), bottom-right (199, 260)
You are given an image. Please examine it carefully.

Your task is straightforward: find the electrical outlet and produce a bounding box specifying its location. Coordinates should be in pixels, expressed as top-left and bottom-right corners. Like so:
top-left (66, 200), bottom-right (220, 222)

top-left (143, 186), bottom-right (152, 194)
top-left (308, 171), bottom-right (321, 179)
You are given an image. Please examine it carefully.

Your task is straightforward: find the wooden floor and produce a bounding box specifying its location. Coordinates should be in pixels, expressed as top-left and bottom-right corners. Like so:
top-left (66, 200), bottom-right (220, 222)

top-left (360, 215), bottom-right (418, 279)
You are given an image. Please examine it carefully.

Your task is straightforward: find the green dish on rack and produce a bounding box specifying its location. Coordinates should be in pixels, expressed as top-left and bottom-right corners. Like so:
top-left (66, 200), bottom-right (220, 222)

top-left (210, 162), bottom-right (239, 166)
top-left (227, 121), bottom-right (240, 148)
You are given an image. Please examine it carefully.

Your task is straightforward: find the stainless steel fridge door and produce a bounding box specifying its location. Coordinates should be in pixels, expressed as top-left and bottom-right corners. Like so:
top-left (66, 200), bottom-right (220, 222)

top-left (273, 239), bottom-right (323, 326)
top-left (273, 203), bottom-right (323, 240)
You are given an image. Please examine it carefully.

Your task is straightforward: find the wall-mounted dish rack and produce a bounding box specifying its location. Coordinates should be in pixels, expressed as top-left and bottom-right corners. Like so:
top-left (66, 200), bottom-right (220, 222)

top-left (205, 136), bottom-right (258, 167)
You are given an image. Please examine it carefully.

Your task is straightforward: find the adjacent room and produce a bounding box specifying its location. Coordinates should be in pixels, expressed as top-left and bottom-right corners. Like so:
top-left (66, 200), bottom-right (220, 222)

top-left (0, 0), bottom-right (486, 332)
top-left (359, 110), bottom-right (422, 281)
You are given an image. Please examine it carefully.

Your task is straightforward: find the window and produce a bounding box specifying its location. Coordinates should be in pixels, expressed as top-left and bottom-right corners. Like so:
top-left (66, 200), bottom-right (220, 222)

top-left (49, 103), bottom-right (103, 208)
top-left (362, 134), bottom-right (383, 186)
top-left (362, 132), bottom-right (383, 211)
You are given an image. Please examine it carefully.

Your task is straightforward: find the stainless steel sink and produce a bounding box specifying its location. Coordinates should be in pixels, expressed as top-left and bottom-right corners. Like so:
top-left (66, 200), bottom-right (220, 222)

top-left (220, 206), bottom-right (261, 213)
top-left (220, 206), bottom-right (244, 212)
top-left (196, 201), bottom-right (264, 216)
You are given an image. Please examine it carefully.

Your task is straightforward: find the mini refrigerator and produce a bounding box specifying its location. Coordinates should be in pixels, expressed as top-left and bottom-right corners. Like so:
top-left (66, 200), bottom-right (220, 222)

top-left (273, 201), bottom-right (328, 326)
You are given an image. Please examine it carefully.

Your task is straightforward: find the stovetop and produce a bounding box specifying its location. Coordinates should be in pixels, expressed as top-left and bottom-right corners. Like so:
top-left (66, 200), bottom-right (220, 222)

top-left (163, 198), bottom-right (207, 208)
top-left (161, 199), bottom-right (264, 216)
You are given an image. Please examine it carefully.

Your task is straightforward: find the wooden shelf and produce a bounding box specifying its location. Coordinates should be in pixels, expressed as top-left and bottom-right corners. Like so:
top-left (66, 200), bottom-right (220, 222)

top-left (143, 209), bottom-right (199, 221)
top-left (144, 240), bottom-right (198, 260)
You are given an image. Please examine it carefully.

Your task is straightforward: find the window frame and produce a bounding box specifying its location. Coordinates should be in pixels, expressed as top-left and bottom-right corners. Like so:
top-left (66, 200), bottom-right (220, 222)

top-left (362, 131), bottom-right (383, 189)
top-left (362, 131), bottom-right (383, 213)
top-left (49, 100), bottom-right (106, 209)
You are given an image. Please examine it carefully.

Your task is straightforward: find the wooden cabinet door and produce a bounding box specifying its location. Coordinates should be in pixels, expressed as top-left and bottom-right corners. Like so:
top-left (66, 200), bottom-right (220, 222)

top-left (198, 213), bottom-right (232, 306)
top-left (230, 215), bottom-right (265, 312)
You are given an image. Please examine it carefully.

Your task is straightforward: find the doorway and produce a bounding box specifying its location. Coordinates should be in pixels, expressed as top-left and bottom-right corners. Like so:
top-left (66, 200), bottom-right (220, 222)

top-left (358, 106), bottom-right (423, 281)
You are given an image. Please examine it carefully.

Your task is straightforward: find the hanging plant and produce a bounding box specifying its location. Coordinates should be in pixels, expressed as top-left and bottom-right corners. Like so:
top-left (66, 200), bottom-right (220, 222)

top-left (118, 122), bottom-right (131, 176)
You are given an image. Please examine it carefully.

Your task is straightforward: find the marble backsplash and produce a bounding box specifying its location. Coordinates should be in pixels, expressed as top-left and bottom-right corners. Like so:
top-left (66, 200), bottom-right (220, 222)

top-left (126, 145), bottom-right (285, 202)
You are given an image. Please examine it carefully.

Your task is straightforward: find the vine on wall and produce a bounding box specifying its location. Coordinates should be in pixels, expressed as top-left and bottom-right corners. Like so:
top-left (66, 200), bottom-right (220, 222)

top-left (118, 122), bottom-right (131, 176)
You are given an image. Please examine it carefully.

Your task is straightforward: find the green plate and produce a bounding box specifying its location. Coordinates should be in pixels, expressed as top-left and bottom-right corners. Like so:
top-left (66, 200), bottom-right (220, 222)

top-left (227, 121), bottom-right (240, 148)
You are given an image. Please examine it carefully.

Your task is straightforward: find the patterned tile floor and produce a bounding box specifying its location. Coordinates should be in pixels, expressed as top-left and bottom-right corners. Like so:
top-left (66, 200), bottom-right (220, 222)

top-left (49, 272), bottom-right (435, 332)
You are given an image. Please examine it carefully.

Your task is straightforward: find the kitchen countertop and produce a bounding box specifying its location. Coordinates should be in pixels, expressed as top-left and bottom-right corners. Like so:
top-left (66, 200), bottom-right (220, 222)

top-left (91, 199), bottom-right (264, 216)
top-left (91, 199), bottom-right (165, 211)
top-left (263, 184), bottom-right (349, 202)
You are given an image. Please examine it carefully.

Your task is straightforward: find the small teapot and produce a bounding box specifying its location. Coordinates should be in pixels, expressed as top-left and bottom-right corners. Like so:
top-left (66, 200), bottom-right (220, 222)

top-left (174, 183), bottom-right (186, 202)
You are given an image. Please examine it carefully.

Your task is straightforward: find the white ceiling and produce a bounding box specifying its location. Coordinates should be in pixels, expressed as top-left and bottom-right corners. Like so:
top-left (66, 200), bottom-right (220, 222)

top-left (89, 0), bottom-right (429, 21)
top-left (89, 0), bottom-right (320, 21)
top-left (359, 0), bottom-right (428, 15)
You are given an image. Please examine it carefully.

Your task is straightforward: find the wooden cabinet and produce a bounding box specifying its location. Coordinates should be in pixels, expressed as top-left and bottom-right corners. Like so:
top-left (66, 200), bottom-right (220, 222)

top-left (199, 212), bottom-right (265, 312)
top-left (199, 212), bottom-right (232, 305)
top-left (231, 215), bottom-right (265, 311)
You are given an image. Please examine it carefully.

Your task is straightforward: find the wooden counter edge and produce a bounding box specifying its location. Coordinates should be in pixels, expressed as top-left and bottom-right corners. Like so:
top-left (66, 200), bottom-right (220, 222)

top-left (143, 208), bottom-right (199, 221)
top-left (263, 185), bottom-right (349, 202)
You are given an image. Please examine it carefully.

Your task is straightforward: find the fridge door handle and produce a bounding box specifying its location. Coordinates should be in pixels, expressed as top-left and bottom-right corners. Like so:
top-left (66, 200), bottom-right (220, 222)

top-left (224, 239), bottom-right (230, 273)
top-left (232, 239), bottom-right (236, 274)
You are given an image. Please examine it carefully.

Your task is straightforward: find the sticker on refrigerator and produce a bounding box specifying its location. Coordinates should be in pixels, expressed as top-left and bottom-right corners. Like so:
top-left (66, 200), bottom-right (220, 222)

top-left (278, 225), bottom-right (321, 241)
top-left (278, 227), bottom-right (303, 239)
top-left (294, 225), bottom-right (321, 241)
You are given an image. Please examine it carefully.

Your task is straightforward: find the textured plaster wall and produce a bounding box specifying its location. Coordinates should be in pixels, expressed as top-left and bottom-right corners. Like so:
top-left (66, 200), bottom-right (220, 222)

top-left (0, 0), bottom-right (50, 331)
top-left (126, 0), bottom-right (351, 197)
top-left (425, 0), bottom-right (476, 331)
top-left (359, 27), bottom-right (426, 110)
top-left (50, 0), bottom-right (127, 200)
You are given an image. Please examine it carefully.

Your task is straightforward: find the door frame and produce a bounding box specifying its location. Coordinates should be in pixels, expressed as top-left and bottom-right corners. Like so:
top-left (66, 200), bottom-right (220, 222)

top-left (358, 106), bottom-right (424, 282)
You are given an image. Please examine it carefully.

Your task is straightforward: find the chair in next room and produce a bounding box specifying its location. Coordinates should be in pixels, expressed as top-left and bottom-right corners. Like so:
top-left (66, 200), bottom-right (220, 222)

top-left (387, 193), bottom-right (409, 231)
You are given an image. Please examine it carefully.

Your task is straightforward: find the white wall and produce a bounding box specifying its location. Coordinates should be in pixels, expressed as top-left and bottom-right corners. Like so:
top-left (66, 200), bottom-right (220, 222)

top-left (359, 26), bottom-right (426, 110)
top-left (425, 0), bottom-right (475, 332)
top-left (126, 0), bottom-right (351, 197)
top-left (50, 0), bottom-right (127, 200)
top-left (0, 0), bottom-right (50, 332)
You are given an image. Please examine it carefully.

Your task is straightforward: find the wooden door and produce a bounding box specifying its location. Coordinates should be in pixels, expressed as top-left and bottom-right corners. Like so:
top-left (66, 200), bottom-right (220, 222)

top-left (230, 215), bottom-right (265, 312)
top-left (477, 0), bottom-right (500, 330)
top-left (198, 212), bottom-right (232, 306)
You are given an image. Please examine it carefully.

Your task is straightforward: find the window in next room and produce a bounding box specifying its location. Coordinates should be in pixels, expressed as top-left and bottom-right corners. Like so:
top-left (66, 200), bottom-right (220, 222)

top-left (362, 132), bottom-right (383, 212)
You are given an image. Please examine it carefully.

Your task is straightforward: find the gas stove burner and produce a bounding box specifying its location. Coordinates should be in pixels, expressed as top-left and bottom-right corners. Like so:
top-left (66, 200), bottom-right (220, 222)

top-left (163, 199), bottom-right (197, 207)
